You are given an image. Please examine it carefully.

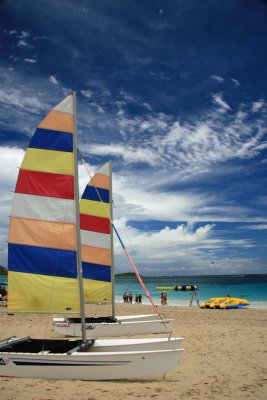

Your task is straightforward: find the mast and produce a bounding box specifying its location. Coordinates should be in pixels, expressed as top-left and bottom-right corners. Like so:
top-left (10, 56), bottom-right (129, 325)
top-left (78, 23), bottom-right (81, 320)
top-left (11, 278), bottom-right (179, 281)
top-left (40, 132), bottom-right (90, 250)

top-left (110, 160), bottom-right (115, 317)
top-left (73, 91), bottom-right (87, 342)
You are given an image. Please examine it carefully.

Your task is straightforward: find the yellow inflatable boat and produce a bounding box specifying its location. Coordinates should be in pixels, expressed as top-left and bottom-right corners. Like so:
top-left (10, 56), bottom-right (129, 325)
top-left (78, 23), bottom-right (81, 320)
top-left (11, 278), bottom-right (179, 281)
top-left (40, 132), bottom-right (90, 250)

top-left (157, 285), bottom-right (198, 291)
top-left (200, 297), bottom-right (249, 309)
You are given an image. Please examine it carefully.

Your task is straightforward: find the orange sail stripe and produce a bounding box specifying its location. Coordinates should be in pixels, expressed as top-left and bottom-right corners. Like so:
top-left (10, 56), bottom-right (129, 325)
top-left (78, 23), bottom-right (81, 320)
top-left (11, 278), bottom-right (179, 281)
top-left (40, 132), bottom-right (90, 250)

top-left (38, 110), bottom-right (74, 133)
top-left (9, 217), bottom-right (76, 251)
top-left (88, 173), bottom-right (110, 190)
top-left (81, 245), bottom-right (111, 266)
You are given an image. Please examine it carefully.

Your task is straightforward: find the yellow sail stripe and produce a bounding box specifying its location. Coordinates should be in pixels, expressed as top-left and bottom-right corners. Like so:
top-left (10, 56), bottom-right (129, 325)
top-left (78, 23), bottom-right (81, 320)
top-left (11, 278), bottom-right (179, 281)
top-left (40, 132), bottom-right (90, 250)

top-left (83, 278), bottom-right (112, 304)
top-left (8, 271), bottom-right (80, 312)
top-left (80, 198), bottom-right (110, 218)
top-left (21, 148), bottom-right (74, 176)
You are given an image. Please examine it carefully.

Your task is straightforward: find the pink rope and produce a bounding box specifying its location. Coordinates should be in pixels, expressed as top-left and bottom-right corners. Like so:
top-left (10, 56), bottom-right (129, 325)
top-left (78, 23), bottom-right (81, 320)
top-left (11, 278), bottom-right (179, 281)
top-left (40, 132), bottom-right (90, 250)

top-left (123, 248), bottom-right (163, 319)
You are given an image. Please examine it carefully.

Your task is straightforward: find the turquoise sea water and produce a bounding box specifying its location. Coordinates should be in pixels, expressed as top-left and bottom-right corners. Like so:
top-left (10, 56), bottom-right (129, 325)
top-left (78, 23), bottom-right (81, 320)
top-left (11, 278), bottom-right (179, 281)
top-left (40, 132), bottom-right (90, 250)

top-left (1, 274), bottom-right (267, 308)
top-left (0, 276), bottom-right (7, 288)
top-left (114, 274), bottom-right (267, 308)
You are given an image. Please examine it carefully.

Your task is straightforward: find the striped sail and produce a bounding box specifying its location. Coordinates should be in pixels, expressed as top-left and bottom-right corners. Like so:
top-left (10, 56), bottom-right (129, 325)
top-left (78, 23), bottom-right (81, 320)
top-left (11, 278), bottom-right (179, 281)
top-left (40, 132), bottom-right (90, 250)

top-left (81, 162), bottom-right (112, 304)
top-left (8, 95), bottom-right (80, 313)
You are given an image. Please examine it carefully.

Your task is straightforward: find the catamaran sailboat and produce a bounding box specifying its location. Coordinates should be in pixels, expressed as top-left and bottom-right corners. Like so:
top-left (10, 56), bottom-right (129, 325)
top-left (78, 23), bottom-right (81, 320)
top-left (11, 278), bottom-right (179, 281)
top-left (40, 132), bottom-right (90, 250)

top-left (0, 93), bottom-right (183, 380)
top-left (53, 161), bottom-right (172, 337)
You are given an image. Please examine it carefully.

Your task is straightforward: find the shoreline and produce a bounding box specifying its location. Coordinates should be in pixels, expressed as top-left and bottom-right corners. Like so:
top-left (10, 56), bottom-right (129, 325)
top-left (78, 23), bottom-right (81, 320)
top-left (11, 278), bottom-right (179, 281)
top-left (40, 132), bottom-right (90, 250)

top-left (115, 296), bottom-right (267, 309)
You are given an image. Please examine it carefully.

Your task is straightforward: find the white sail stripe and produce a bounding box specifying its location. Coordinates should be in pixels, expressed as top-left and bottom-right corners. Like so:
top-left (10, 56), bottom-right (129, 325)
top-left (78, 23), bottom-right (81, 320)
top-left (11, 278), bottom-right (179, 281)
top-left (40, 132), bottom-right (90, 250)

top-left (53, 95), bottom-right (73, 114)
top-left (81, 229), bottom-right (111, 249)
top-left (97, 162), bottom-right (110, 177)
top-left (11, 193), bottom-right (76, 223)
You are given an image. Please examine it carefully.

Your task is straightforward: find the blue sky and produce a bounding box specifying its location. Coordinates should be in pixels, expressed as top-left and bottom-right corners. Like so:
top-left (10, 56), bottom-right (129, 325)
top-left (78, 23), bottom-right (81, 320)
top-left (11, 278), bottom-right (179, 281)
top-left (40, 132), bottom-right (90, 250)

top-left (0, 0), bottom-right (266, 275)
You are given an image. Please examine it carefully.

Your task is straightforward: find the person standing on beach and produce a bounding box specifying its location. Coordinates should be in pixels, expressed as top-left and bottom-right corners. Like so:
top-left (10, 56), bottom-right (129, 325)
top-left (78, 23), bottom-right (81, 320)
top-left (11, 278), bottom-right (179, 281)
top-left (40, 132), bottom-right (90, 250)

top-left (128, 292), bottom-right (133, 304)
top-left (161, 291), bottom-right (167, 305)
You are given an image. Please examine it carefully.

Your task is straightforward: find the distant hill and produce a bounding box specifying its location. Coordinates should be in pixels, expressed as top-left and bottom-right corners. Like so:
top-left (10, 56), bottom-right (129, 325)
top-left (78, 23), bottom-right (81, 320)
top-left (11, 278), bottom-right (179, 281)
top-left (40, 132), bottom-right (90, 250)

top-left (0, 265), bottom-right (7, 276)
top-left (115, 272), bottom-right (144, 278)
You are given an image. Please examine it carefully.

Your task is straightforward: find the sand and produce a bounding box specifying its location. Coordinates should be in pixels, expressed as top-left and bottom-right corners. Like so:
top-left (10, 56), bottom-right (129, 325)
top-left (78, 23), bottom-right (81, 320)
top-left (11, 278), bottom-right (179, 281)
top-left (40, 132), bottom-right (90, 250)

top-left (0, 303), bottom-right (266, 400)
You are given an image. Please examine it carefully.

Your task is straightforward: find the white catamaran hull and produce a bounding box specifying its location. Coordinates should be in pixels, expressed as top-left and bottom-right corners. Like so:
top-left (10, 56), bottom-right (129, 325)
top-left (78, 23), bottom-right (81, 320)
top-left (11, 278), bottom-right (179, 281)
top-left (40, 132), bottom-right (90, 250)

top-left (0, 348), bottom-right (184, 380)
top-left (117, 314), bottom-right (158, 322)
top-left (92, 337), bottom-right (184, 352)
top-left (53, 313), bottom-right (158, 325)
top-left (54, 319), bottom-right (173, 337)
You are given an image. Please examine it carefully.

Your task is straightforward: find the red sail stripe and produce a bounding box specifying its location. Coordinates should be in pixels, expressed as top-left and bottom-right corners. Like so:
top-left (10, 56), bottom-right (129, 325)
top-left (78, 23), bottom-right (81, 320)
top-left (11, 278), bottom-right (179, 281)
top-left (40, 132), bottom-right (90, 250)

top-left (80, 214), bottom-right (110, 234)
top-left (15, 170), bottom-right (74, 199)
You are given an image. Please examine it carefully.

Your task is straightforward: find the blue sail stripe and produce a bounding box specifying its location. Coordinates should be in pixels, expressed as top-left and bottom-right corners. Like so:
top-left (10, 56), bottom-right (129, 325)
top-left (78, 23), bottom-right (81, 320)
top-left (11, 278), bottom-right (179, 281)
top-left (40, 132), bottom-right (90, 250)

top-left (82, 186), bottom-right (109, 203)
top-left (82, 261), bottom-right (111, 282)
top-left (8, 243), bottom-right (77, 278)
top-left (29, 128), bottom-right (73, 152)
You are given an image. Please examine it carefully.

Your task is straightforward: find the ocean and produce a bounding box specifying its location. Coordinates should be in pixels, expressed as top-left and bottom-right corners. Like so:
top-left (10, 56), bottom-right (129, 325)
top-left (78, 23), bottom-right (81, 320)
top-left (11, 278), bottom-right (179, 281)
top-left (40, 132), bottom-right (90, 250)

top-left (0, 276), bottom-right (7, 288)
top-left (114, 274), bottom-right (267, 308)
top-left (1, 274), bottom-right (267, 308)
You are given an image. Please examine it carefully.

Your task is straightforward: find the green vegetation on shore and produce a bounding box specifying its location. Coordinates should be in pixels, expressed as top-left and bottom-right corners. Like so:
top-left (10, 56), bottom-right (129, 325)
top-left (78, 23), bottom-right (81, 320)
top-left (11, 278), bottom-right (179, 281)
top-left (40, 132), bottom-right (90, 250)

top-left (0, 265), bottom-right (7, 276)
top-left (115, 272), bottom-right (144, 278)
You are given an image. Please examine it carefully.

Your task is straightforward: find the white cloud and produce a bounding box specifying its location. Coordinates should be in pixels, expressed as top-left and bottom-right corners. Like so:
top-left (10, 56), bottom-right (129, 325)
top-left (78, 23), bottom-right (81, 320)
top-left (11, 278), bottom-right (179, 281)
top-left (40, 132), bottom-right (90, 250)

top-left (49, 75), bottom-right (59, 85)
top-left (78, 94), bottom-right (266, 188)
top-left (212, 93), bottom-right (231, 112)
top-left (112, 218), bottom-right (258, 274)
top-left (252, 99), bottom-right (265, 112)
top-left (17, 39), bottom-right (28, 48)
top-left (211, 75), bottom-right (224, 83)
top-left (0, 88), bottom-right (44, 114)
top-left (24, 57), bottom-right (37, 64)
top-left (0, 147), bottom-right (24, 185)
top-left (239, 224), bottom-right (267, 231)
top-left (81, 89), bottom-right (94, 98)
top-left (0, 147), bottom-right (25, 267)
top-left (231, 78), bottom-right (240, 87)
top-left (6, 29), bottom-right (17, 36)
top-left (87, 143), bottom-right (158, 166)
top-left (113, 218), bottom-right (215, 263)
top-left (16, 31), bottom-right (32, 48)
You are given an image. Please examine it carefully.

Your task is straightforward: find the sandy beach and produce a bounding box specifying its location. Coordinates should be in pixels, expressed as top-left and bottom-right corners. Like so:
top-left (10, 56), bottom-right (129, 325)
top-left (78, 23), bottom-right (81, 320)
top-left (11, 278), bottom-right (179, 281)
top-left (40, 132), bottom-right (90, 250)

top-left (0, 303), bottom-right (266, 400)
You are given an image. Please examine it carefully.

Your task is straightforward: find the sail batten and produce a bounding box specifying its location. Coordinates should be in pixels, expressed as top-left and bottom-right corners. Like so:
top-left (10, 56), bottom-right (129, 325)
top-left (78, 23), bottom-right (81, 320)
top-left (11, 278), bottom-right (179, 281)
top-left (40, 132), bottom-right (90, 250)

top-left (8, 95), bottom-right (79, 313)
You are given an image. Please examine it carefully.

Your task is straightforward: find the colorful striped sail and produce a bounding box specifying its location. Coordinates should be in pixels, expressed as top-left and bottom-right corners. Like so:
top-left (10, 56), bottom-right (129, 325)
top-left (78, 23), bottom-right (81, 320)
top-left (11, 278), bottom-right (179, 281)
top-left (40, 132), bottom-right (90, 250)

top-left (81, 162), bottom-right (112, 304)
top-left (8, 95), bottom-right (81, 313)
